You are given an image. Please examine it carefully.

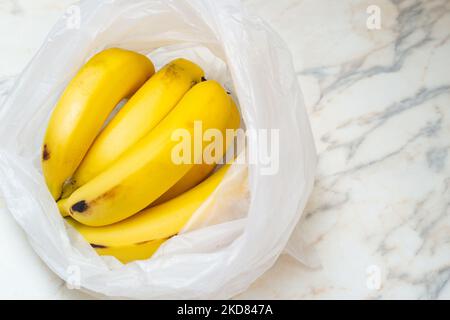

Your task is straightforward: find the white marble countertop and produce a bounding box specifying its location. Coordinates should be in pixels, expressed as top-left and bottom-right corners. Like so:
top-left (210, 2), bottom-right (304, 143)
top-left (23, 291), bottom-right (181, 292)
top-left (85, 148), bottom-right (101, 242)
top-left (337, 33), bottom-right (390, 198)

top-left (0, 0), bottom-right (449, 299)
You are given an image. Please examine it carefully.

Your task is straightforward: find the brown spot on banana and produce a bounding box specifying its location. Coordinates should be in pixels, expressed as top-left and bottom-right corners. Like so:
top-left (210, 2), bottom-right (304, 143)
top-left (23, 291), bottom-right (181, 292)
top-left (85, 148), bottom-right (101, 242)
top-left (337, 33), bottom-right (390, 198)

top-left (42, 144), bottom-right (50, 160)
top-left (90, 243), bottom-right (107, 249)
top-left (91, 186), bottom-right (118, 204)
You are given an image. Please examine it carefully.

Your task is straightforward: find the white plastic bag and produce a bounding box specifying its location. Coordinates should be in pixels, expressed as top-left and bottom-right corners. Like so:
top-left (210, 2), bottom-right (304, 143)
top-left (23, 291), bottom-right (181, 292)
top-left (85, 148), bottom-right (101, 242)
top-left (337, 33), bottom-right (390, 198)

top-left (0, 0), bottom-right (316, 299)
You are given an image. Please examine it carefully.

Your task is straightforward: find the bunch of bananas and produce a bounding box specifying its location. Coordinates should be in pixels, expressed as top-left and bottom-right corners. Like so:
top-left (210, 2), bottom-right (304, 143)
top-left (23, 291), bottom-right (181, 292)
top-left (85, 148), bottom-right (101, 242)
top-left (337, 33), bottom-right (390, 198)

top-left (42, 48), bottom-right (240, 263)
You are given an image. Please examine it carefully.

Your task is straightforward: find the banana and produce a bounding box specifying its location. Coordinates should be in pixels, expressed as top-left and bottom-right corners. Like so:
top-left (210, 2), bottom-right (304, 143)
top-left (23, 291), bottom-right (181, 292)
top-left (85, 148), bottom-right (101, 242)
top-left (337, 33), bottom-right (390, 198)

top-left (93, 238), bottom-right (167, 264)
top-left (67, 164), bottom-right (230, 251)
top-left (42, 48), bottom-right (154, 199)
top-left (64, 80), bottom-right (238, 226)
top-left (61, 58), bottom-right (204, 198)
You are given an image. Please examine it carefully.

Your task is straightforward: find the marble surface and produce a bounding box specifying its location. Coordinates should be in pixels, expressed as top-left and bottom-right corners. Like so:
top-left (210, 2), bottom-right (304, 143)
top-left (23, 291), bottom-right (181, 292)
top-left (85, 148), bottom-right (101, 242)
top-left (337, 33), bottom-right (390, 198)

top-left (0, 0), bottom-right (449, 299)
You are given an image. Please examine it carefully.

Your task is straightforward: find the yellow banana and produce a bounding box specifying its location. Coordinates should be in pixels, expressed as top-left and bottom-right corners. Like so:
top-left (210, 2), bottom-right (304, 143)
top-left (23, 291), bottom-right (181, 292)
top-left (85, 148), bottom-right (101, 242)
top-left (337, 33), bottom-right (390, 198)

top-left (93, 238), bottom-right (167, 264)
top-left (42, 48), bottom-right (154, 199)
top-left (61, 58), bottom-right (204, 198)
top-left (59, 164), bottom-right (215, 215)
top-left (152, 97), bottom-right (240, 205)
top-left (64, 80), bottom-right (238, 226)
top-left (56, 99), bottom-right (239, 216)
top-left (67, 164), bottom-right (230, 249)
top-left (56, 95), bottom-right (239, 217)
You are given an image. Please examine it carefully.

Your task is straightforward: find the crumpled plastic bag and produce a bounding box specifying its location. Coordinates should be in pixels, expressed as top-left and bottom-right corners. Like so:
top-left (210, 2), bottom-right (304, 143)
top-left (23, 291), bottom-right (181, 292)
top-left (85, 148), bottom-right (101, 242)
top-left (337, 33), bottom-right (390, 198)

top-left (0, 0), bottom-right (317, 299)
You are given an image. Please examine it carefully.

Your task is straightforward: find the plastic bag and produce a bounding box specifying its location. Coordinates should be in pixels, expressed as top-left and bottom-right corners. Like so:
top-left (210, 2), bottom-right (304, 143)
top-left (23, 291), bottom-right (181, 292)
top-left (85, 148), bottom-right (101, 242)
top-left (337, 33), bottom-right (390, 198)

top-left (0, 0), bottom-right (317, 299)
